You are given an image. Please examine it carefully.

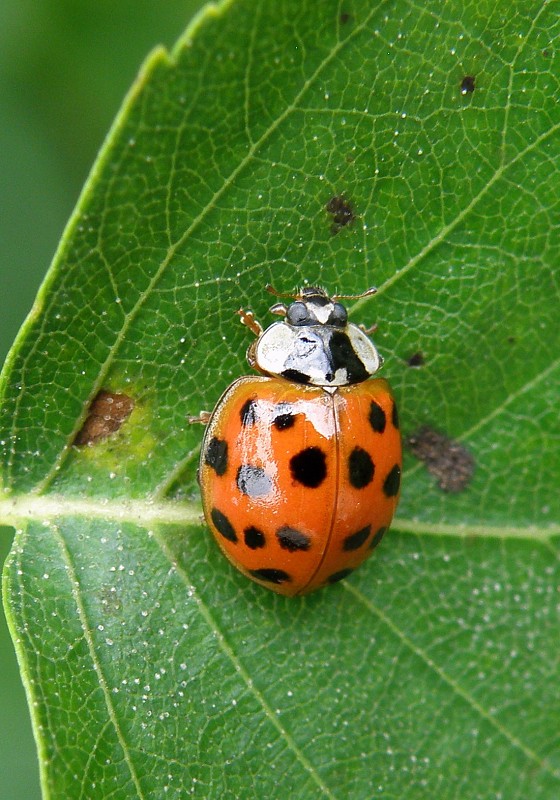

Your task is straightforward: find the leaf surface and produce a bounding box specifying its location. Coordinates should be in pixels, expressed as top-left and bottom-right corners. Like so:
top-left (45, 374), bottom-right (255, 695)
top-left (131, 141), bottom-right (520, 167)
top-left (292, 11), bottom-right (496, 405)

top-left (1, 1), bottom-right (559, 798)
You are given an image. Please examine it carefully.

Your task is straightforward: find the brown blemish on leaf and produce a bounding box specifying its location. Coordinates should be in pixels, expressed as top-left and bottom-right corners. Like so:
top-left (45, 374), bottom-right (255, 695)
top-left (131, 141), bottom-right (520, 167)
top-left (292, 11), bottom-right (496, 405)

top-left (406, 351), bottom-right (425, 368)
top-left (326, 195), bottom-right (356, 235)
top-left (75, 390), bottom-right (135, 446)
top-left (99, 584), bottom-right (123, 615)
top-left (460, 75), bottom-right (476, 94)
top-left (407, 426), bottom-right (474, 493)
top-left (340, 12), bottom-right (351, 24)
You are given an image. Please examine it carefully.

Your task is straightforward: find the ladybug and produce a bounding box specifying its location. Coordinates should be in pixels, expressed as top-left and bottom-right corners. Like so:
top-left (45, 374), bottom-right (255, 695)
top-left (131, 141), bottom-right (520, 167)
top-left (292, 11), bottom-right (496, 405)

top-left (196, 287), bottom-right (401, 596)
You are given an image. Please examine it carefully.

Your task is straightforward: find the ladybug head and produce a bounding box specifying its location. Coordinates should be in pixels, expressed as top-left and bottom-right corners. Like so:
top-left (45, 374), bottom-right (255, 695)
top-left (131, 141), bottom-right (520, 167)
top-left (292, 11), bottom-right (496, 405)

top-left (284, 288), bottom-right (348, 328)
top-left (255, 286), bottom-right (383, 387)
top-left (268, 285), bottom-right (377, 329)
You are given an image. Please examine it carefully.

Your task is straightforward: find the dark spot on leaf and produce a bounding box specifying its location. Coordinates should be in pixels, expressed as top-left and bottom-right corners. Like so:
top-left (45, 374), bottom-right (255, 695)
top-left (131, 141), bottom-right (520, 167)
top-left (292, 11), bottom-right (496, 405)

top-left (340, 12), bottom-right (351, 24)
top-left (406, 351), bottom-right (425, 367)
top-left (407, 426), bottom-right (475, 493)
top-left (326, 195), bottom-right (356, 235)
top-left (460, 75), bottom-right (476, 94)
top-left (75, 390), bottom-right (134, 446)
top-left (99, 584), bottom-right (123, 615)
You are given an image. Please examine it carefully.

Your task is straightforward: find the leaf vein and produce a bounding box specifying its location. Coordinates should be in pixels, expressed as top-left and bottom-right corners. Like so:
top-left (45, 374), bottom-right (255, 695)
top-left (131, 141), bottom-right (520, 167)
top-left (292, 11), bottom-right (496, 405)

top-left (343, 581), bottom-right (560, 782)
top-left (52, 523), bottom-right (148, 799)
top-left (155, 531), bottom-right (340, 800)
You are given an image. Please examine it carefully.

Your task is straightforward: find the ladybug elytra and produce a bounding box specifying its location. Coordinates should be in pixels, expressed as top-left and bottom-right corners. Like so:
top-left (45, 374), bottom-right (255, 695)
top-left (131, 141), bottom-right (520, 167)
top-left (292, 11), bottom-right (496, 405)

top-left (196, 287), bottom-right (401, 596)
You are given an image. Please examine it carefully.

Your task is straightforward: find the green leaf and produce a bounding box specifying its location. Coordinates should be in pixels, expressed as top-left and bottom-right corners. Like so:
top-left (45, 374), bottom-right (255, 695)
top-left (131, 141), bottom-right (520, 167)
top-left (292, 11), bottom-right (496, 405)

top-left (2, 0), bottom-right (559, 797)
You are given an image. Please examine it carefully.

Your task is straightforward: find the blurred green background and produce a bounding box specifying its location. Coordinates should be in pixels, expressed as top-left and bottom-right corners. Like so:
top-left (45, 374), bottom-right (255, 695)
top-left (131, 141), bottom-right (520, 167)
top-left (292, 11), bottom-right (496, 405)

top-left (0, 2), bottom-right (205, 795)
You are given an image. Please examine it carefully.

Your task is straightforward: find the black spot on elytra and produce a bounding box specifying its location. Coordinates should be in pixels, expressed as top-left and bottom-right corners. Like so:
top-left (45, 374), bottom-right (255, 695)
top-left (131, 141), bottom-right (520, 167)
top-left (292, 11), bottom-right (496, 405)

top-left (211, 508), bottom-right (237, 542)
top-left (236, 465), bottom-right (273, 497)
top-left (274, 413), bottom-right (296, 430)
top-left (244, 526), bottom-right (266, 549)
top-left (407, 426), bottom-right (474, 493)
top-left (240, 398), bottom-right (258, 426)
top-left (290, 447), bottom-right (327, 488)
top-left (281, 368), bottom-right (311, 384)
top-left (249, 568), bottom-right (291, 585)
top-left (204, 436), bottom-right (228, 476)
top-left (276, 526), bottom-right (311, 552)
top-left (348, 447), bottom-right (375, 488)
top-left (370, 526), bottom-right (387, 549)
top-left (329, 331), bottom-right (369, 383)
top-left (461, 75), bottom-right (476, 94)
top-left (343, 525), bottom-right (371, 551)
top-left (273, 405), bottom-right (296, 430)
top-left (406, 351), bottom-right (425, 367)
top-left (327, 568), bottom-right (354, 584)
top-left (391, 401), bottom-right (400, 430)
top-left (326, 195), bottom-right (356, 234)
top-left (368, 400), bottom-right (386, 433)
top-left (383, 465), bottom-right (401, 497)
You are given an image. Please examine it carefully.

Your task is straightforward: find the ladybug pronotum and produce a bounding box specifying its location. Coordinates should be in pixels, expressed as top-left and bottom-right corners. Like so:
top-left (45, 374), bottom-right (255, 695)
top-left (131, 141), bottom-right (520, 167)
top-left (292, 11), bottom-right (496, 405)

top-left (197, 287), bottom-right (401, 596)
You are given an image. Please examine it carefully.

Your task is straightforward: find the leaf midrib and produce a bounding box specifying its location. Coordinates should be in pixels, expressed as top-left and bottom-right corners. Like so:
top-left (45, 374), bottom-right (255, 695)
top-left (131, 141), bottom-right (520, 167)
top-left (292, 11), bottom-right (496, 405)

top-left (0, 495), bottom-right (557, 543)
top-left (4, 351), bottom-right (559, 541)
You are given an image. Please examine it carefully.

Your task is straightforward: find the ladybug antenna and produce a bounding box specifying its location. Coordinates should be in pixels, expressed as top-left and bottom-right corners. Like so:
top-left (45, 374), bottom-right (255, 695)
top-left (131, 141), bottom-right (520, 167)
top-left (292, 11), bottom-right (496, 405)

top-left (266, 284), bottom-right (298, 299)
top-left (267, 284), bottom-right (378, 302)
top-left (332, 287), bottom-right (377, 301)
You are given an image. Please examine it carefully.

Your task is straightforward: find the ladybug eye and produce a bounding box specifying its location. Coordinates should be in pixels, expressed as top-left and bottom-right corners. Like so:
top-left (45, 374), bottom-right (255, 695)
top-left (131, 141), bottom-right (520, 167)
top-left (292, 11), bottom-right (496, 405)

top-left (287, 301), bottom-right (311, 326)
top-left (328, 302), bottom-right (348, 327)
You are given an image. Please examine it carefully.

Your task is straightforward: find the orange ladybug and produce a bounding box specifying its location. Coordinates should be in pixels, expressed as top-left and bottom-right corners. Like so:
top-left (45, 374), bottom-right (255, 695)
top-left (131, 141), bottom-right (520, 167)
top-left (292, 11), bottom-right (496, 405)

top-left (197, 287), bottom-right (401, 596)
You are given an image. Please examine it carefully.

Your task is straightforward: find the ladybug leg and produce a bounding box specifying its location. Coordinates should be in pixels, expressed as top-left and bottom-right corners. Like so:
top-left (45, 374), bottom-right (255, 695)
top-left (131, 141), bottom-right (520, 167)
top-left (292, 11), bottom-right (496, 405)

top-left (359, 322), bottom-right (378, 336)
top-left (246, 340), bottom-right (258, 369)
top-left (237, 308), bottom-right (263, 337)
top-left (188, 411), bottom-right (212, 425)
